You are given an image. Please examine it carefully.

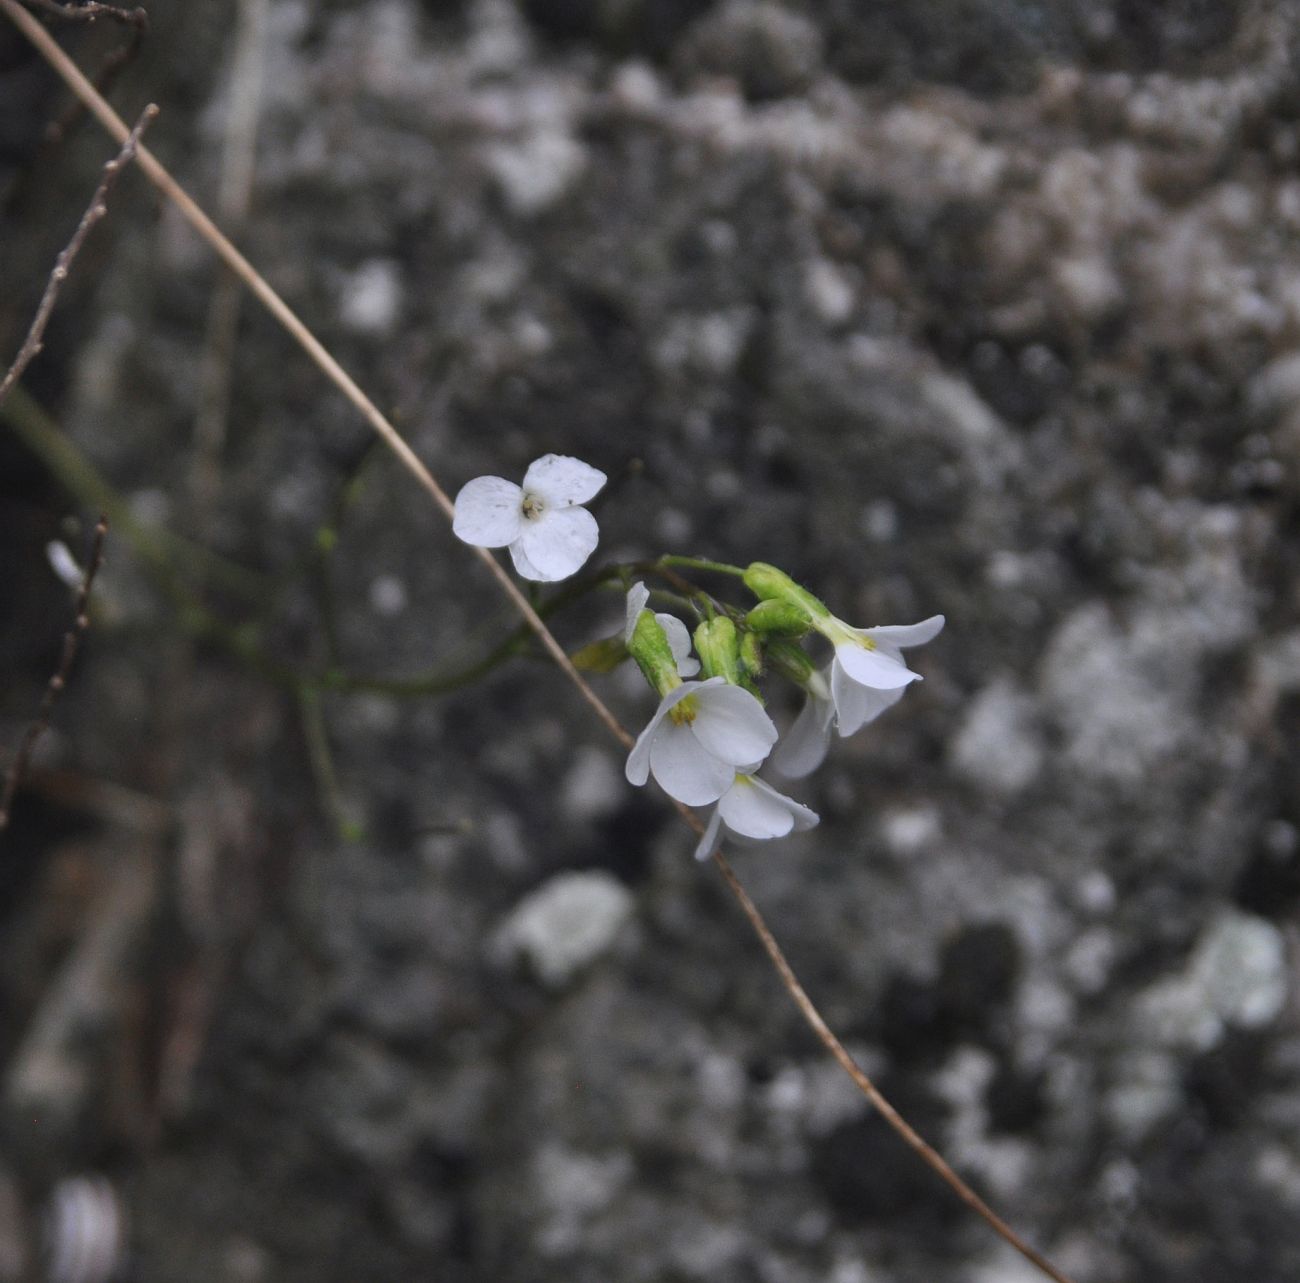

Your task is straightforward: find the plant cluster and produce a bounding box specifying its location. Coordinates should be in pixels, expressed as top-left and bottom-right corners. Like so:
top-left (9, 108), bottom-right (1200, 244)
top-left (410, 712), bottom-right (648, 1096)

top-left (454, 453), bottom-right (944, 860)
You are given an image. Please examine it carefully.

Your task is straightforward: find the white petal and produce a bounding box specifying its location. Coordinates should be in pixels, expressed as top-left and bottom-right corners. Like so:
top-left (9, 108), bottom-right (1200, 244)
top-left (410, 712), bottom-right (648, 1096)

top-left (693, 807), bottom-right (724, 861)
top-left (508, 541), bottom-right (546, 579)
top-left (691, 683), bottom-right (778, 767)
top-left (624, 582), bottom-right (650, 643)
top-left (719, 775), bottom-right (819, 840)
top-left (773, 691), bottom-right (834, 778)
top-left (749, 775), bottom-right (819, 833)
top-left (452, 476), bottom-right (523, 547)
top-left (625, 684), bottom-right (699, 786)
top-left (657, 613), bottom-right (700, 677)
top-left (831, 657), bottom-right (908, 734)
top-left (516, 506), bottom-right (600, 581)
top-left (522, 454), bottom-right (607, 507)
top-left (833, 640), bottom-right (919, 690)
top-left (860, 615), bottom-right (945, 650)
top-left (649, 720), bottom-right (735, 805)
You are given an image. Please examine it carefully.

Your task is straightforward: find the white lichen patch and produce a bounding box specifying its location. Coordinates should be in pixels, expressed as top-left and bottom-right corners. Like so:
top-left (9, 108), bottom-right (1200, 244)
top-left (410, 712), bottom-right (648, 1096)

top-left (1132, 909), bottom-right (1289, 1054)
top-left (492, 871), bottom-right (635, 988)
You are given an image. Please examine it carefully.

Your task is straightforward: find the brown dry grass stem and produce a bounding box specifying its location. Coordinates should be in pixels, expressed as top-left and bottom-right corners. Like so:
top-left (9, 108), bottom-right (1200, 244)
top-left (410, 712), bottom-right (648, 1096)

top-left (0, 517), bottom-right (108, 832)
top-left (0, 103), bottom-right (156, 409)
top-left (0, 6), bottom-right (1077, 1279)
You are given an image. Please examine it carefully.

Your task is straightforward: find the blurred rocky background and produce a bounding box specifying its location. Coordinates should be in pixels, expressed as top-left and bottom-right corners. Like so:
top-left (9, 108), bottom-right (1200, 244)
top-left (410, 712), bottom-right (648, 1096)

top-left (2, 0), bottom-right (1300, 1279)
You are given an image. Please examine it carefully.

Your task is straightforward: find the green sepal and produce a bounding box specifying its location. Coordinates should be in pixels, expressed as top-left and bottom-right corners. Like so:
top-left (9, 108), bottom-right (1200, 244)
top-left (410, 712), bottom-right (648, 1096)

top-left (740, 629), bottom-right (765, 680)
top-left (627, 610), bottom-right (682, 697)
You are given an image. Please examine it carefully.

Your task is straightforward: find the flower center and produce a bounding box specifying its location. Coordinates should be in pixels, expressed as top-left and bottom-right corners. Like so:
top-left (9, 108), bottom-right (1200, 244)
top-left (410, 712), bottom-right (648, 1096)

top-left (521, 491), bottom-right (546, 521)
top-left (668, 694), bottom-right (699, 726)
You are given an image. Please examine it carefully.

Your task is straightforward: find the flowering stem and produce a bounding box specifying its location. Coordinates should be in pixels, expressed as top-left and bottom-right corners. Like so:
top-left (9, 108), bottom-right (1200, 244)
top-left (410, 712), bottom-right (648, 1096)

top-left (4, 12), bottom-right (1078, 1280)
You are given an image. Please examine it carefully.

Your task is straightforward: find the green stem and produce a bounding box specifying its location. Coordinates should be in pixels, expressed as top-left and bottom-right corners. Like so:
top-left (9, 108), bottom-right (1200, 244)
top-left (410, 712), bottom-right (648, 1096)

top-left (297, 685), bottom-right (363, 841)
top-left (657, 554), bottom-right (747, 577)
top-left (2, 385), bottom-right (271, 602)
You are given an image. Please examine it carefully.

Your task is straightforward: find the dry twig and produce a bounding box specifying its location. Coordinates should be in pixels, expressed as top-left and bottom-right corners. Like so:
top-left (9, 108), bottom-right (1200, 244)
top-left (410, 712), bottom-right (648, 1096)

top-left (0, 7), bottom-right (1079, 1279)
top-left (21, 0), bottom-right (147, 27)
top-left (0, 104), bottom-right (156, 409)
top-left (23, 0), bottom-right (148, 142)
top-left (0, 518), bottom-right (108, 833)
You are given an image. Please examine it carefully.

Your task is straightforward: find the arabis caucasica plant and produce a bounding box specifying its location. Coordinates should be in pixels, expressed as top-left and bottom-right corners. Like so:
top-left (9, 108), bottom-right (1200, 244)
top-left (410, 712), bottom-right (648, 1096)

top-left (453, 453), bottom-right (606, 581)
top-left (453, 454), bottom-right (941, 857)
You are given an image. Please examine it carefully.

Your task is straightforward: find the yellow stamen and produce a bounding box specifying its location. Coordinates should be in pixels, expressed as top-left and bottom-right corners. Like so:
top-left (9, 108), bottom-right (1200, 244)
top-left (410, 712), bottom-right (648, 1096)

top-left (669, 694), bottom-right (699, 726)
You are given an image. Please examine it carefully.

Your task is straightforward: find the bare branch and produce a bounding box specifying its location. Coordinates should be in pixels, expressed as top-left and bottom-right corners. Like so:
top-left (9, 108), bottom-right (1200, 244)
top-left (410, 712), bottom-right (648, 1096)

top-left (0, 104), bottom-right (157, 410)
top-left (0, 517), bottom-right (108, 833)
top-left (21, 0), bottom-right (147, 28)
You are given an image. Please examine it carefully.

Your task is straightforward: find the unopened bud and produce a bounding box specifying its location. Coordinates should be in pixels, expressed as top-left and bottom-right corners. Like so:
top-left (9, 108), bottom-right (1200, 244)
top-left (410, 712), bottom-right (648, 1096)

top-left (570, 634), bottom-right (629, 674)
top-left (743, 562), bottom-right (831, 622)
top-left (694, 616), bottom-right (742, 685)
top-left (766, 638), bottom-right (816, 688)
top-left (746, 598), bottom-right (812, 638)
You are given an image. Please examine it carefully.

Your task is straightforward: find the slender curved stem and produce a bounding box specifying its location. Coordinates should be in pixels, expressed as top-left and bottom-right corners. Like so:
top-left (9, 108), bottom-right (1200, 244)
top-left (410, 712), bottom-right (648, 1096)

top-left (0, 9), bottom-right (1078, 1279)
top-left (708, 848), bottom-right (1078, 1283)
top-left (658, 554), bottom-right (747, 577)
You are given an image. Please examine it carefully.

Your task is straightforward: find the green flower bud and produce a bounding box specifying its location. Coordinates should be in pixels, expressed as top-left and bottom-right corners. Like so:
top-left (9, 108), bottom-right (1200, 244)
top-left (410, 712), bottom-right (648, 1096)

top-left (694, 616), bottom-right (743, 685)
top-left (626, 610), bottom-right (682, 697)
top-left (745, 598), bottom-right (812, 638)
top-left (743, 562), bottom-right (832, 622)
top-left (766, 638), bottom-right (817, 688)
top-left (740, 629), bottom-right (765, 679)
top-left (570, 634), bottom-right (629, 674)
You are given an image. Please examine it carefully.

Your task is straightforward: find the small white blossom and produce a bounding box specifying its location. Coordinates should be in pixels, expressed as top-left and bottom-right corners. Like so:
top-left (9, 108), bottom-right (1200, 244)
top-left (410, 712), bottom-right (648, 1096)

top-left (453, 453), bottom-right (606, 582)
top-left (773, 616), bottom-right (944, 777)
top-left (694, 772), bottom-right (819, 860)
top-left (826, 615), bottom-right (945, 735)
top-left (626, 677), bottom-right (777, 807)
top-left (625, 583), bottom-right (699, 677)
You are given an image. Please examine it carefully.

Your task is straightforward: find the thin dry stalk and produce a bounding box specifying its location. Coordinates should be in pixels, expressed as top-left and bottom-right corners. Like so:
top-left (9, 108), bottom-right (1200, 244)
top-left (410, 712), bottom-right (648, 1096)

top-left (0, 517), bottom-right (108, 833)
top-left (0, 104), bottom-right (156, 410)
top-left (0, 7), bottom-right (1079, 1279)
top-left (189, 0), bottom-right (269, 521)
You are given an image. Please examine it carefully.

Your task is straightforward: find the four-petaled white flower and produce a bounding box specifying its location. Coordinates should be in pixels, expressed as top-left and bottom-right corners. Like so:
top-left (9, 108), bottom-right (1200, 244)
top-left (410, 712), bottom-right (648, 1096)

top-left (626, 677), bottom-right (777, 807)
top-left (694, 772), bottom-right (819, 860)
top-left (625, 582), bottom-right (699, 677)
top-left (826, 615), bottom-right (945, 735)
top-left (775, 615), bottom-right (945, 778)
top-left (453, 454), bottom-right (606, 582)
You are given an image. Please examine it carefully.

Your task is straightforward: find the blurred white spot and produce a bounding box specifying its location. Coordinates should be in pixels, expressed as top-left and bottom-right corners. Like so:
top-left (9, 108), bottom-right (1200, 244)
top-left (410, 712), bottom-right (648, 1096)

top-left (46, 1176), bottom-right (123, 1283)
top-left (493, 871), bottom-right (634, 988)
top-left (368, 575), bottom-right (407, 617)
top-left (45, 542), bottom-right (82, 589)
top-left (339, 259), bottom-right (403, 335)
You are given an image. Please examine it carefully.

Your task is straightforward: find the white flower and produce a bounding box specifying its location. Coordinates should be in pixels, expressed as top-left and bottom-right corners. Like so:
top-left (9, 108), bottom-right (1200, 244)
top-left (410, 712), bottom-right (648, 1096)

top-left (694, 772), bottom-right (819, 860)
top-left (624, 583), bottom-right (699, 678)
top-left (827, 615), bottom-right (945, 736)
top-left (773, 615), bottom-right (945, 778)
top-left (452, 453), bottom-right (606, 582)
top-left (625, 677), bottom-right (777, 807)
